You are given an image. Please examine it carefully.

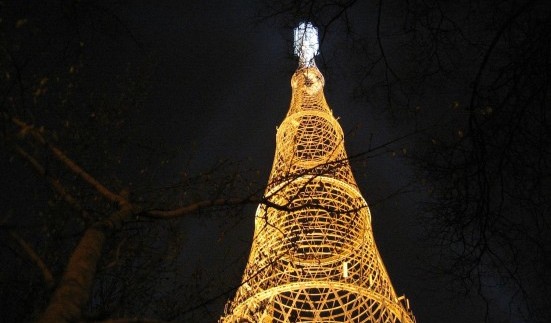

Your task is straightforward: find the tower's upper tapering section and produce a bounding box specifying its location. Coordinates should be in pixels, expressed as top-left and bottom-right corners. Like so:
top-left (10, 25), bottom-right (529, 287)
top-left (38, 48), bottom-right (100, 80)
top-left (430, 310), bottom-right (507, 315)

top-left (294, 22), bottom-right (319, 67)
top-left (266, 65), bottom-right (358, 191)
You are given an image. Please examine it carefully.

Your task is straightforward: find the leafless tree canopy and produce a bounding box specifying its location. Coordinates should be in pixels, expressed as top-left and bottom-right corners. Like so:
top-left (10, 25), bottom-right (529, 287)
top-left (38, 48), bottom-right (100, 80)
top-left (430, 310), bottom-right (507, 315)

top-left (1, 2), bottom-right (260, 322)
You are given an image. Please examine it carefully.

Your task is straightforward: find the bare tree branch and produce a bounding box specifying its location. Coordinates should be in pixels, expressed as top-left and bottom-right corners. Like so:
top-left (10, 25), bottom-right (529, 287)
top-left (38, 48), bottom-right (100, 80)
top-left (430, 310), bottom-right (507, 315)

top-left (11, 144), bottom-right (92, 221)
top-left (9, 230), bottom-right (54, 288)
top-left (12, 117), bottom-right (128, 207)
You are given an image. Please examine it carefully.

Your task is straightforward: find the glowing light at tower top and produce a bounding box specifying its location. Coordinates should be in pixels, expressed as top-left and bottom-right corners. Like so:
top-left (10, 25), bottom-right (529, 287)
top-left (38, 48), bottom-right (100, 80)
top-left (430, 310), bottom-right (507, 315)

top-left (294, 22), bottom-right (319, 67)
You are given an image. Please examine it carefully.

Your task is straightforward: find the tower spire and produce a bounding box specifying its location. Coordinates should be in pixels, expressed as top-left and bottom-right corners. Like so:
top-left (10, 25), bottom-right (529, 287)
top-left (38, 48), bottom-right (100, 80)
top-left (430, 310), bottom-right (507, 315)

top-left (294, 22), bottom-right (319, 67)
top-left (220, 22), bottom-right (415, 322)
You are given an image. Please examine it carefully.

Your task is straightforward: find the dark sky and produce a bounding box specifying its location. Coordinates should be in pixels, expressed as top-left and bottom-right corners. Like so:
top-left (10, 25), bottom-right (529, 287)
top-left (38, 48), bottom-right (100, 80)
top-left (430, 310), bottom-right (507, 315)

top-left (2, 0), bottom-right (510, 322)
top-left (113, 2), bottom-right (486, 322)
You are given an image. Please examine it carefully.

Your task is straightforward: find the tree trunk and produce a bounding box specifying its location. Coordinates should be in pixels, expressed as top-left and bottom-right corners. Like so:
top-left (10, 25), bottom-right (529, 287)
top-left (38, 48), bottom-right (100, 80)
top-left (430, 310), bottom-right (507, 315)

top-left (38, 205), bottom-right (132, 323)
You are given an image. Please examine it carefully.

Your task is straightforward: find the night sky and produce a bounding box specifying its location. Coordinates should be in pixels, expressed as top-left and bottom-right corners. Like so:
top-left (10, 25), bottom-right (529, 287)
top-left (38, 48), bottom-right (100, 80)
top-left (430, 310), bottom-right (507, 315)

top-left (100, 2), bottom-right (480, 321)
top-left (2, 0), bottom-right (532, 322)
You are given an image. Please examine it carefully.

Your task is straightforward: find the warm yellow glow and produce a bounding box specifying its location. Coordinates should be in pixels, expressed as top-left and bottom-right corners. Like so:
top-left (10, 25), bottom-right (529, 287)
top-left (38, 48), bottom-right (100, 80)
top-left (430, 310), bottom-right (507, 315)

top-left (220, 48), bottom-right (415, 322)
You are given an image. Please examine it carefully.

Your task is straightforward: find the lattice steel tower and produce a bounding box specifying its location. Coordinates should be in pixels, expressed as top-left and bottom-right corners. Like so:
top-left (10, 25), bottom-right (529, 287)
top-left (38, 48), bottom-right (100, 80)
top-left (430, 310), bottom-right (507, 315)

top-left (221, 22), bottom-right (415, 322)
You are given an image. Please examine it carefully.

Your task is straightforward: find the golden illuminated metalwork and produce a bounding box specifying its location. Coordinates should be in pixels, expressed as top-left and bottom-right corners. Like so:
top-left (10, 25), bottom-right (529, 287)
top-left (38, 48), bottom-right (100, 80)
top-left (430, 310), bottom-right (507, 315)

top-left (220, 23), bottom-right (415, 322)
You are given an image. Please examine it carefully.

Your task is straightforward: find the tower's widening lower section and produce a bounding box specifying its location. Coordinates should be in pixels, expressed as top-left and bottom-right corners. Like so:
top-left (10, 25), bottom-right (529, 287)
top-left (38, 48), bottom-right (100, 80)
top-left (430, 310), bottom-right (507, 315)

top-left (221, 23), bottom-right (415, 323)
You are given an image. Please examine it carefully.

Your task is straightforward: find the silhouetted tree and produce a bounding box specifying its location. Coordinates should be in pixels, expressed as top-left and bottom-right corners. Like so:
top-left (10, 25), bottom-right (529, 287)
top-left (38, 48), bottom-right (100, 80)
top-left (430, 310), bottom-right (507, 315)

top-left (1, 2), bottom-right (259, 322)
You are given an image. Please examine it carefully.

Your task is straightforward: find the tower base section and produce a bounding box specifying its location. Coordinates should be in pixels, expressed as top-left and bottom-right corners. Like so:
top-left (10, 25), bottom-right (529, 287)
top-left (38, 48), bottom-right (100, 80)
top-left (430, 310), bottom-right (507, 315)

top-left (221, 281), bottom-right (415, 323)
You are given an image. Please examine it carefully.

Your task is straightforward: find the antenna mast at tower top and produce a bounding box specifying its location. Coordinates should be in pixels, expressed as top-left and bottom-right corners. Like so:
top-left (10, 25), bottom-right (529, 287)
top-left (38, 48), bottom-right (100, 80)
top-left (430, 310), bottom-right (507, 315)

top-left (294, 22), bottom-right (319, 67)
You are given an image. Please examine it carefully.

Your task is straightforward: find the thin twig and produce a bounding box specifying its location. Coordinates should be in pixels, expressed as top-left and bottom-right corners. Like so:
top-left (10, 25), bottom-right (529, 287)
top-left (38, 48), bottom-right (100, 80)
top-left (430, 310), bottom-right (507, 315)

top-left (9, 230), bottom-right (54, 288)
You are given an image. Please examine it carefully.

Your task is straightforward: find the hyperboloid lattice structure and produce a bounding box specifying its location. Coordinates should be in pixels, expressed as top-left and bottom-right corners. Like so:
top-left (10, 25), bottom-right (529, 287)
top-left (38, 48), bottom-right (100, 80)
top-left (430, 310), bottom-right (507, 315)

top-left (220, 22), bottom-right (415, 322)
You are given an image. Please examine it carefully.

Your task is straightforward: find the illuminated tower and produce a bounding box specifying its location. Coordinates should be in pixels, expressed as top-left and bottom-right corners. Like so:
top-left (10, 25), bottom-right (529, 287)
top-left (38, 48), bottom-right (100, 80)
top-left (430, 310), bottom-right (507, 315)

top-left (221, 22), bottom-right (415, 322)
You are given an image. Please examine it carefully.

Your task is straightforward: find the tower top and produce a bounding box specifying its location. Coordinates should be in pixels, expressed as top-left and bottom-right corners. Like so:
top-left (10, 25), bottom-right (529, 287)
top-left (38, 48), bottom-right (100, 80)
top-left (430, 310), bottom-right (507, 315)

top-left (294, 22), bottom-right (319, 67)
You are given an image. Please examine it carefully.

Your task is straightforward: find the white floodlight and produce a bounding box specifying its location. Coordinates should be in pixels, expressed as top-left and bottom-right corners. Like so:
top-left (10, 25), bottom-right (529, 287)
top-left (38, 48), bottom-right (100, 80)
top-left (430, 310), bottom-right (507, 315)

top-left (294, 22), bottom-right (319, 67)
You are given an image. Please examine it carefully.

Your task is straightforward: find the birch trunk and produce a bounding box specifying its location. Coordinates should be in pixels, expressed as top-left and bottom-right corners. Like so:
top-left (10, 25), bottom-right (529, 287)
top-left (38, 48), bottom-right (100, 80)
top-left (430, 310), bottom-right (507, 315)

top-left (38, 205), bottom-right (132, 323)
